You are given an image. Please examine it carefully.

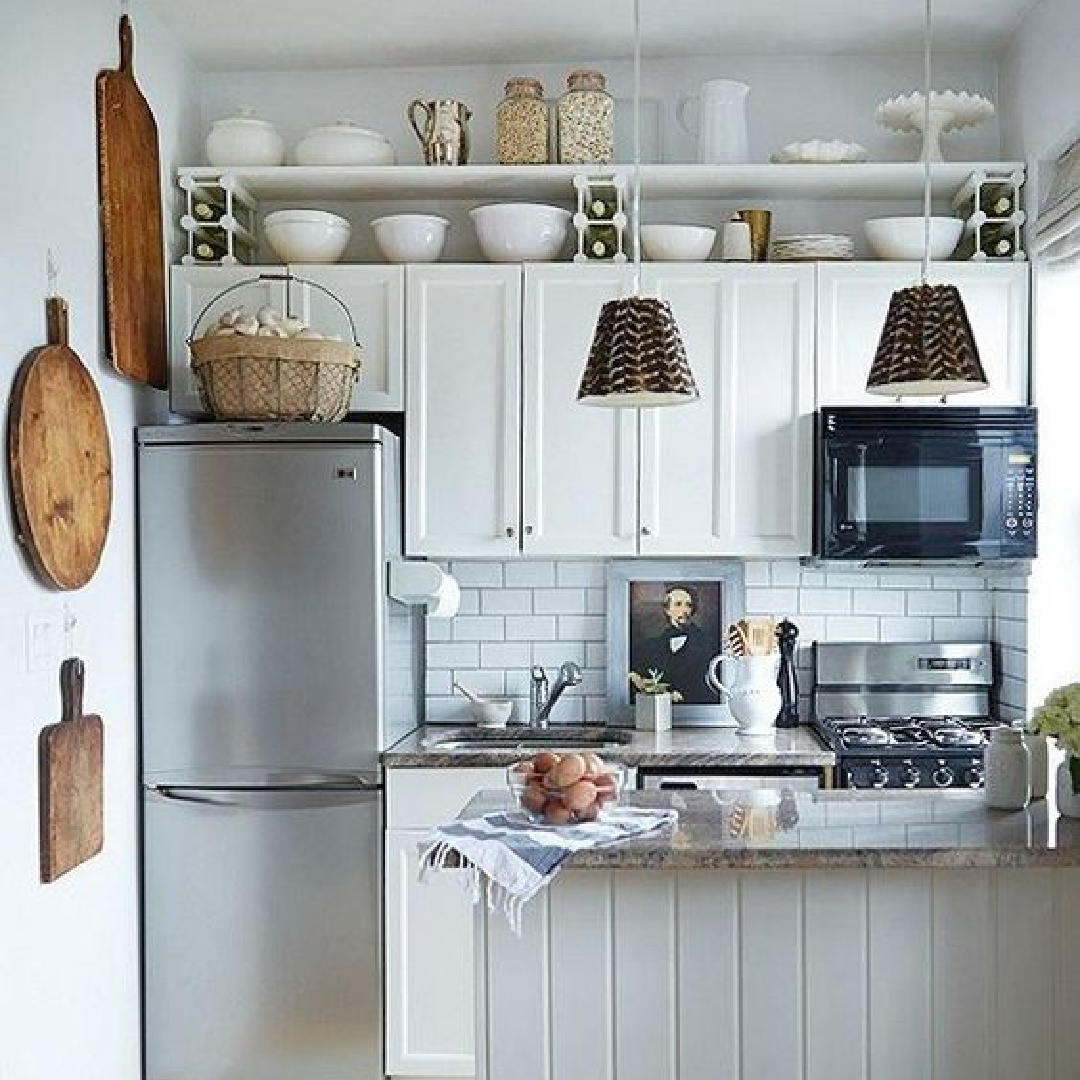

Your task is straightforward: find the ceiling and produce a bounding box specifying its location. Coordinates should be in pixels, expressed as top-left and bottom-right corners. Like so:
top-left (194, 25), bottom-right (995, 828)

top-left (142, 0), bottom-right (1042, 73)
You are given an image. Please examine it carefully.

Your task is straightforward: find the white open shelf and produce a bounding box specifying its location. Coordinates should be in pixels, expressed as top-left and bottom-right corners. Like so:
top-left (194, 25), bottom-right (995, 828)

top-left (178, 162), bottom-right (1025, 203)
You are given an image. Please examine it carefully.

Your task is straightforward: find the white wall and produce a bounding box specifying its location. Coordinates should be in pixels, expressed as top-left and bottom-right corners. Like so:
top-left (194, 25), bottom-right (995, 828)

top-left (0, 3), bottom-right (197, 1078)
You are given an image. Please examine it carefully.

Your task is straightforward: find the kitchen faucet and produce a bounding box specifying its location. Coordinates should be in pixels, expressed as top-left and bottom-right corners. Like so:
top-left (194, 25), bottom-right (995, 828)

top-left (529, 661), bottom-right (583, 728)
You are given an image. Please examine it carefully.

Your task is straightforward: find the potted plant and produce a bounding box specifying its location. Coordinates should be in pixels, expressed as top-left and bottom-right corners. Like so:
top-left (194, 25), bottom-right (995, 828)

top-left (629, 669), bottom-right (682, 731)
top-left (1031, 683), bottom-right (1080, 817)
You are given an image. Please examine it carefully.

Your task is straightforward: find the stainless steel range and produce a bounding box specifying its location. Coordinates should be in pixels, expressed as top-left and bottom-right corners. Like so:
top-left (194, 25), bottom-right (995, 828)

top-left (811, 642), bottom-right (995, 790)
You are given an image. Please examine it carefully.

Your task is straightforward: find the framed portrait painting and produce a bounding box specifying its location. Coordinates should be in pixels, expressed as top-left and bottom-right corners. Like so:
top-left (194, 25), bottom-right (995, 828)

top-left (606, 560), bottom-right (745, 726)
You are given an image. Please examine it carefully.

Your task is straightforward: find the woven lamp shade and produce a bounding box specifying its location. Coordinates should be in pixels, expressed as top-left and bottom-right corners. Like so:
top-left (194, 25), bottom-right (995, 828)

top-left (578, 296), bottom-right (700, 407)
top-left (866, 283), bottom-right (988, 397)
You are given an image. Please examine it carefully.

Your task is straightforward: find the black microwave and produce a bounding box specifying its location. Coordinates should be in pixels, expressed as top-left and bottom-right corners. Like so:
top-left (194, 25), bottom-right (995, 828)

top-left (816, 407), bottom-right (1037, 560)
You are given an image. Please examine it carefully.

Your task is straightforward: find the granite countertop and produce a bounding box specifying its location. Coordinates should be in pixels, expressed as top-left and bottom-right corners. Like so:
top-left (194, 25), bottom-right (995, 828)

top-left (455, 788), bottom-right (1080, 870)
top-left (382, 724), bottom-right (835, 769)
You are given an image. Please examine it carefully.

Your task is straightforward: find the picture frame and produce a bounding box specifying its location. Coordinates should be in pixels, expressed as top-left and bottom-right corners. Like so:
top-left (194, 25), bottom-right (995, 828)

top-left (606, 560), bottom-right (745, 727)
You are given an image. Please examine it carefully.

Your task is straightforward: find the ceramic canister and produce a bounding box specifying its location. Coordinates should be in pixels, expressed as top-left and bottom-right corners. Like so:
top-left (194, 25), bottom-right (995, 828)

top-left (985, 726), bottom-right (1031, 810)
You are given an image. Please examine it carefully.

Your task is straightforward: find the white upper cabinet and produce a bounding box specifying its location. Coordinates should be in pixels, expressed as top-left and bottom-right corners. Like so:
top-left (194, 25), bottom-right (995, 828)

top-left (405, 265), bottom-right (522, 558)
top-left (168, 264), bottom-right (405, 416)
top-left (639, 264), bottom-right (815, 557)
top-left (817, 261), bottom-right (1029, 408)
top-left (289, 265), bottom-right (404, 411)
top-left (521, 265), bottom-right (639, 557)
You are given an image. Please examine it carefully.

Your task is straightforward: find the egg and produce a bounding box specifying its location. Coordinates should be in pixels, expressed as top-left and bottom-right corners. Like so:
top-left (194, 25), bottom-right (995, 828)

top-left (564, 779), bottom-right (598, 812)
top-left (544, 801), bottom-right (573, 826)
top-left (582, 752), bottom-right (605, 777)
top-left (257, 304), bottom-right (282, 327)
top-left (578, 800), bottom-right (600, 822)
top-left (531, 751), bottom-right (559, 775)
top-left (551, 753), bottom-right (586, 789)
top-left (522, 782), bottom-right (547, 814)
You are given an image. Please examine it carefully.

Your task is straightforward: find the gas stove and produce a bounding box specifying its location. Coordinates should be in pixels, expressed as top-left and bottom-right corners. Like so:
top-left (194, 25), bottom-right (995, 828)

top-left (812, 642), bottom-right (996, 790)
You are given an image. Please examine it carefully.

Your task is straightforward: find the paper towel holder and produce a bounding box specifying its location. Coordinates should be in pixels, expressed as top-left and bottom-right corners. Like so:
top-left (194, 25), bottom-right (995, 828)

top-left (387, 560), bottom-right (461, 619)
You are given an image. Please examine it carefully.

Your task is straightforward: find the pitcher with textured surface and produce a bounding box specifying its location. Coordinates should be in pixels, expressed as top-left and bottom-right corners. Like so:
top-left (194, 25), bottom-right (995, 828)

top-left (408, 99), bottom-right (471, 165)
top-left (706, 654), bottom-right (780, 736)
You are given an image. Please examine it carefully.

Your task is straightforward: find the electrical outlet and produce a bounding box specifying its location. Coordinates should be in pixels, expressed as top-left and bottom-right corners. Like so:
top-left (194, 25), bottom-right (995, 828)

top-left (26, 610), bottom-right (60, 674)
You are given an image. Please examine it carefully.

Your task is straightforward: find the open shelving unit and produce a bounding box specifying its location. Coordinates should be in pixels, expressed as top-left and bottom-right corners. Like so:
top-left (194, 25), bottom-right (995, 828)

top-left (178, 161), bottom-right (1026, 203)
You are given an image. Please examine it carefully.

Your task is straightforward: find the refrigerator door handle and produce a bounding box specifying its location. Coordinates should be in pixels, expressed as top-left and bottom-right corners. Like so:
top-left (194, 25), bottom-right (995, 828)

top-left (147, 779), bottom-right (381, 810)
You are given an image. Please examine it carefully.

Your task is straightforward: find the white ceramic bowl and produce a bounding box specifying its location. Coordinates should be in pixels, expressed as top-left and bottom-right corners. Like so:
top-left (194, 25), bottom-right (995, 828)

top-left (370, 213), bottom-right (448, 263)
top-left (294, 120), bottom-right (396, 166)
top-left (864, 216), bottom-right (964, 260)
top-left (640, 223), bottom-right (717, 261)
top-left (469, 203), bottom-right (571, 263)
top-left (470, 699), bottom-right (514, 728)
top-left (263, 209), bottom-right (351, 263)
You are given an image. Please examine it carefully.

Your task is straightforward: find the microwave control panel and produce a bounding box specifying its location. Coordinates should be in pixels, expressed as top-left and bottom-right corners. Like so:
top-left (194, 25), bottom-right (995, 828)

top-left (1003, 450), bottom-right (1036, 538)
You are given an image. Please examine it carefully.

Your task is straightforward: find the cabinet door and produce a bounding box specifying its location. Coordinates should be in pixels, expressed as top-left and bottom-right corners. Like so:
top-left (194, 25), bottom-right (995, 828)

top-left (290, 264), bottom-right (405, 411)
top-left (639, 265), bottom-right (815, 557)
top-left (405, 265), bottom-right (521, 558)
top-left (168, 265), bottom-right (287, 416)
top-left (521, 265), bottom-right (638, 556)
top-left (817, 262), bottom-right (1030, 407)
top-left (385, 829), bottom-right (475, 1078)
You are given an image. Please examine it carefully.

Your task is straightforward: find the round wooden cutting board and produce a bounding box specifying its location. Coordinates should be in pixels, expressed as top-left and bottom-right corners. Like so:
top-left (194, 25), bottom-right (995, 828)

top-left (8, 297), bottom-right (112, 590)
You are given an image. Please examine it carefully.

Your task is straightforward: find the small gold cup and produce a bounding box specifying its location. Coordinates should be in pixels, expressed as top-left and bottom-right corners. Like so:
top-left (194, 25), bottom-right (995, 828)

top-left (736, 209), bottom-right (772, 261)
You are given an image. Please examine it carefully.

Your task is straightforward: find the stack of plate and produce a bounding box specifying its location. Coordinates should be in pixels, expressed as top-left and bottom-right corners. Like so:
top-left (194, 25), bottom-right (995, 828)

top-left (770, 234), bottom-right (855, 261)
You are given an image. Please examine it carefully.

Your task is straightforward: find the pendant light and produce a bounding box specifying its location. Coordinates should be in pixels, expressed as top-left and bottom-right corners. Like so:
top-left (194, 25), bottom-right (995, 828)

top-left (577, 0), bottom-right (699, 407)
top-left (865, 0), bottom-right (988, 398)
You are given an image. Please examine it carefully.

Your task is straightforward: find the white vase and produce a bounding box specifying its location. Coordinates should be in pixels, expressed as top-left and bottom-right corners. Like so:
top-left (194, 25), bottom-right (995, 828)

top-left (706, 655), bottom-right (780, 736)
top-left (635, 692), bottom-right (672, 732)
top-left (1055, 754), bottom-right (1080, 819)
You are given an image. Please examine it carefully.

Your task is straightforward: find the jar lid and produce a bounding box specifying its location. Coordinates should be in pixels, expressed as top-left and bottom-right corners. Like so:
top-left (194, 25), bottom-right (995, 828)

top-left (992, 726), bottom-right (1024, 741)
top-left (567, 69), bottom-right (606, 91)
top-left (212, 105), bottom-right (278, 132)
top-left (505, 77), bottom-right (544, 97)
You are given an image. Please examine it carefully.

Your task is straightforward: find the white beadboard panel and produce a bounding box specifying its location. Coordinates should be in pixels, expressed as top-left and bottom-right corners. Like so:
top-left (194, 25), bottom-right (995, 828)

top-left (995, 870), bottom-right (1053, 1080)
top-left (549, 873), bottom-right (613, 1080)
top-left (740, 874), bottom-right (804, 1080)
top-left (804, 873), bottom-right (868, 1080)
top-left (613, 872), bottom-right (677, 1080)
top-left (676, 873), bottom-right (740, 1080)
top-left (868, 870), bottom-right (933, 1080)
top-left (1053, 871), bottom-right (1080, 1080)
top-left (932, 870), bottom-right (993, 1080)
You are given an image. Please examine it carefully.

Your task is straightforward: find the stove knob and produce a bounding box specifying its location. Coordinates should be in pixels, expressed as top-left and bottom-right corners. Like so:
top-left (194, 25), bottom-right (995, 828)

top-left (899, 761), bottom-right (921, 788)
top-left (870, 761), bottom-right (889, 789)
top-left (961, 764), bottom-right (985, 789)
top-left (932, 761), bottom-right (955, 788)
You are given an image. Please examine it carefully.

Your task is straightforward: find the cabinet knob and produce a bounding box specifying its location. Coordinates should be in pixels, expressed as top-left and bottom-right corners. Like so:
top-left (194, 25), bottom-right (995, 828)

top-left (524, 525), bottom-right (534, 536)
top-left (641, 525), bottom-right (651, 537)
top-left (505, 526), bottom-right (516, 538)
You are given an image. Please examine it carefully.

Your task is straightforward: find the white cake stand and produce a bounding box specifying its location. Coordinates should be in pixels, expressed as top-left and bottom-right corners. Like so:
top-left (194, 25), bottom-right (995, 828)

top-left (876, 90), bottom-right (996, 162)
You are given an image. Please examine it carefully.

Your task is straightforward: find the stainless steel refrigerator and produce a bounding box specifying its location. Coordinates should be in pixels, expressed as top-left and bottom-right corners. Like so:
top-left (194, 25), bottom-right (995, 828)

top-left (137, 423), bottom-right (421, 1080)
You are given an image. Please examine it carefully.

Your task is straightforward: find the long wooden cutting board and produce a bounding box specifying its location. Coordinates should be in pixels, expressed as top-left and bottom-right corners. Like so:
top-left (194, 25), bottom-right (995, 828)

top-left (39, 658), bottom-right (104, 883)
top-left (96, 15), bottom-right (168, 390)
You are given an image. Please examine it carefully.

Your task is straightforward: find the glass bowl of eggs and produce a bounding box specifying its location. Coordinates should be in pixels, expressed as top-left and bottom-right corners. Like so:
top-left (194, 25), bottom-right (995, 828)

top-left (507, 752), bottom-right (625, 825)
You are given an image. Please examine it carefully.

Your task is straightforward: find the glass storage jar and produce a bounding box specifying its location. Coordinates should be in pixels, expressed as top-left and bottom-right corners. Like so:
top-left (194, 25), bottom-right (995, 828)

top-left (496, 77), bottom-right (550, 165)
top-left (556, 70), bottom-right (614, 165)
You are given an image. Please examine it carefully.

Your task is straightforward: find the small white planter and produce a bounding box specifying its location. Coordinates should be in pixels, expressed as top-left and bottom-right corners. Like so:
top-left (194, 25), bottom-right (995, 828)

top-left (635, 692), bottom-right (673, 732)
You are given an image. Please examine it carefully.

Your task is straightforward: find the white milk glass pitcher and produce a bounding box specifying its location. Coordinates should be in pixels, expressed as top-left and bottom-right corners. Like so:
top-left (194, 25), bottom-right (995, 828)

top-left (676, 80), bottom-right (750, 164)
top-left (706, 653), bottom-right (780, 735)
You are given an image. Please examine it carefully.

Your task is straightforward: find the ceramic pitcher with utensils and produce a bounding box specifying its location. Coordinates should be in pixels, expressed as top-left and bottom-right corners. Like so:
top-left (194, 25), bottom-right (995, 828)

top-left (706, 654), bottom-right (780, 735)
top-left (408, 99), bottom-right (471, 165)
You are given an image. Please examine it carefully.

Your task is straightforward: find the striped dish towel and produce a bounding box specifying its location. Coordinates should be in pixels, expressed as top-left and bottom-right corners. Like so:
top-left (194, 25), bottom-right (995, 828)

top-left (419, 807), bottom-right (677, 931)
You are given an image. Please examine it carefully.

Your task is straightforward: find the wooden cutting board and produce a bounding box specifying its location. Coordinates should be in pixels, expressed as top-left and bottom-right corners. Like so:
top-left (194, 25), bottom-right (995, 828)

top-left (96, 14), bottom-right (168, 390)
top-left (8, 297), bottom-right (113, 590)
top-left (39, 658), bottom-right (104, 883)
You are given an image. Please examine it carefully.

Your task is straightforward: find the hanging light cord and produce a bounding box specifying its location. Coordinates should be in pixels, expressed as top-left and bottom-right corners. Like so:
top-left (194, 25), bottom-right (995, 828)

top-left (632, 0), bottom-right (642, 295)
top-left (921, 0), bottom-right (932, 285)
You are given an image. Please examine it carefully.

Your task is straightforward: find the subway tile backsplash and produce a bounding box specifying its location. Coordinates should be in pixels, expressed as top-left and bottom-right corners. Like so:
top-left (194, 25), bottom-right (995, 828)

top-left (424, 559), bottom-right (1028, 726)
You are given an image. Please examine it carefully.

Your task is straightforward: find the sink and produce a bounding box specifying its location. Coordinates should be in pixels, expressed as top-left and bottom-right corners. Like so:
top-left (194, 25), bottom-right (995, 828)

top-left (422, 726), bottom-right (633, 752)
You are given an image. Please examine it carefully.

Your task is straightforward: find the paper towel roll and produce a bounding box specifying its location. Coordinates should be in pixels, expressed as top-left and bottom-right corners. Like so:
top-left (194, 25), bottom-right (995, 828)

top-left (428, 572), bottom-right (461, 619)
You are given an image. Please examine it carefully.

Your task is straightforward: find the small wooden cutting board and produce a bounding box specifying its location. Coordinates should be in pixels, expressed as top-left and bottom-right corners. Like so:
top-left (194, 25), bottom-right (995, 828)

top-left (39, 658), bottom-right (104, 883)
